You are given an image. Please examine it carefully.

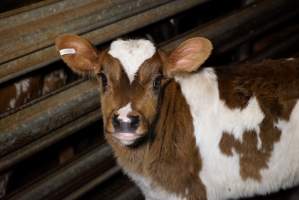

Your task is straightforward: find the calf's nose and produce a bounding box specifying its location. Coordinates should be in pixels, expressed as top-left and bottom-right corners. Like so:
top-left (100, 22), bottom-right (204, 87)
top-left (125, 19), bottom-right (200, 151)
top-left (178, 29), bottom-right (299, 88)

top-left (128, 115), bottom-right (140, 130)
top-left (112, 113), bottom-right (140, 132)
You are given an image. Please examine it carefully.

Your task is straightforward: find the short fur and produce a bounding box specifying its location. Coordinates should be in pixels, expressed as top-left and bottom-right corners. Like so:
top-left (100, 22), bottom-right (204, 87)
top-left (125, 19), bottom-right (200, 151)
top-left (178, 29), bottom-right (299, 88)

top-left (108, 39), bottom-right (156, 83)
top-left (55, 34), bottom-right (299, 200)
top-left (176, 59), bottom-right (299, 199)
top-left (106, 80), bottom-right (206, 200)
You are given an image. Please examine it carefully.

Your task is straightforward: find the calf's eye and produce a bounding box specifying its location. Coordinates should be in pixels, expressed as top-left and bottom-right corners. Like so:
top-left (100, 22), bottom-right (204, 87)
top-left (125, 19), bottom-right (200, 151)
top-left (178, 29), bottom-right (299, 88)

top-left (98, 72), bottom-right (108, 90)
top-left (153, 75), bottom-right (162, 91)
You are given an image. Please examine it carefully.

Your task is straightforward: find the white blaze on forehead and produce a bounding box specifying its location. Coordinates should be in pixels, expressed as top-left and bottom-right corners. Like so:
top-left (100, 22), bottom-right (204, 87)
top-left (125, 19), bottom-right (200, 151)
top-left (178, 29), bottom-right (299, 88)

top-left (108, 39), bottom-right (156, 83)
top-left (117, 103), bottom-right (132, 122)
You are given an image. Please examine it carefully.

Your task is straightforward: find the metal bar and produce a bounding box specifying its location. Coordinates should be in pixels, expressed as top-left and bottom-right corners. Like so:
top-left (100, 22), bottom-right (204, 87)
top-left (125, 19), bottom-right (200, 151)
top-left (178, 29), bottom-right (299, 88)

top-left (0, 0), bottom-right (173, 64)
top-left (0, 79), bottom-right (85, 119)
top-left (63, 166), bottom-right (121, 200)
top-left (8, 144), bottom-right (113, 200)
top-left (249, 31), bottom-right (299, 62)
top-left (0, 0), bottom-right (209, 84)
top-left (0, 109), bottom-right (101, 173)
top-left (0, 0), bottom-right (60, 19)
top-left (0, 81), bottom-right (100, 157)
top-left (74, 172), bottom-right (143, 200)
top-left (161, 0), bottom-right (298, 52)
top-left (114, 187), bottom-right (144, 200)
top-left (0, 0), bottom-right (97, 30)
top-left (215, 12), bottom-right (298, 54)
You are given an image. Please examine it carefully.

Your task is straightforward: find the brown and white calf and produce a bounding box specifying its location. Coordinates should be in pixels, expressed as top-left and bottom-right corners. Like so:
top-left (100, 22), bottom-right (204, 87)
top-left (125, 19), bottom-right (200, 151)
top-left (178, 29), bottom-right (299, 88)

top-left (55, 34), bottom-right (299, 200)
top-left (0, 69), bottom-right (67, 114)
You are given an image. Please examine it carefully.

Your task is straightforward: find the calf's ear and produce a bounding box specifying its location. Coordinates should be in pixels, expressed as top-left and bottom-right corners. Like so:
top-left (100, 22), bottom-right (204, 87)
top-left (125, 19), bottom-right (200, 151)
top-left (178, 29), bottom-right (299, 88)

top-left (55, 34), bottom-right (100, 75)
top-left (165, 37), bottom-right (213, 77)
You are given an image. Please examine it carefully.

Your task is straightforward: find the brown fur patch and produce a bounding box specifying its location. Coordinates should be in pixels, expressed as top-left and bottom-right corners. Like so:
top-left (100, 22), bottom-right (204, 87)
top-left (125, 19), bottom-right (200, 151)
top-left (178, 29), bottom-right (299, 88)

top-left (217, 58), bottom-right (299, 181)
top-left (99, 53), bottom-right (130, 129)
top-left (106, 81), bottom-right (206, 200)
top-left (219, 120), bottom-right (281, 181)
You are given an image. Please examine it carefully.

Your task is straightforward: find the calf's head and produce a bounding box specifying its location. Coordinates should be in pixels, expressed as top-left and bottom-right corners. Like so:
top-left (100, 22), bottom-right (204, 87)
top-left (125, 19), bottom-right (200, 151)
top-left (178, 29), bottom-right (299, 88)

top-left (55, 35), bottom-right (212, 146)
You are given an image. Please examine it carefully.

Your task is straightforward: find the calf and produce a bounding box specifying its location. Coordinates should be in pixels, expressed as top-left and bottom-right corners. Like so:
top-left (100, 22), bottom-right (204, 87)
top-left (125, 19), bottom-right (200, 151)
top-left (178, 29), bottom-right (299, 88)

top-left (55, 34), bottom-right (299, 200)
top-left (0, 69), bottom-right (68, 115)
top-left (0, 76), bottom-right (42, 114)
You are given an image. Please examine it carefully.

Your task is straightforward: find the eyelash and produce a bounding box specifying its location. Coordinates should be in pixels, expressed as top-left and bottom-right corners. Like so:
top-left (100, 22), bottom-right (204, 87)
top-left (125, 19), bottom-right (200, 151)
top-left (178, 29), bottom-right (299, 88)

top-left (98, 72), bottom-right (108, 90)
top-left (153, 75), bottom-right (163, 91)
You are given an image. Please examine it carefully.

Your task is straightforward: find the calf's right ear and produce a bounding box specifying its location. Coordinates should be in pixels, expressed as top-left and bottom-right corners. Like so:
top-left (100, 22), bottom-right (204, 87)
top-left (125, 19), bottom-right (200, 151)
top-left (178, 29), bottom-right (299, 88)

top-left (55, 34), bottom-right (100, 75)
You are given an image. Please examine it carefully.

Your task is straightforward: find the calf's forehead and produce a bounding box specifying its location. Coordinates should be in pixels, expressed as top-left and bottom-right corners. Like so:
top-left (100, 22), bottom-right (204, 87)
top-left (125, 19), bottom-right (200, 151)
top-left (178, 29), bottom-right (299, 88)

top-left (108, 39), bottom-right (156, 83)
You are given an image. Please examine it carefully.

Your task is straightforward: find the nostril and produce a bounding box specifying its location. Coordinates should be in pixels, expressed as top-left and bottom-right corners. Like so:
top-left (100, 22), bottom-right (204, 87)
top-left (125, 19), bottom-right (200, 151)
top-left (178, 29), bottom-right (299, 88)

top-left (112, 114), bottom-right (120, 128)
top-left (129, 115), bottom-right (140, 129)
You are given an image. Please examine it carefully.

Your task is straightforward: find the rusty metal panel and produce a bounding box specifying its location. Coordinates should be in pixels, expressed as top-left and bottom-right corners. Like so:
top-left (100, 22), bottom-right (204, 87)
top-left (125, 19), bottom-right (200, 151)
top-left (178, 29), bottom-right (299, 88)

top-left (0, 109), bottom-right (101, 173)
top-left (63, 166), bottom-right (121, 200)
top-left (161, 0), bottom-right (298, 52)
top-left (0, 0), bottom-right (97, 30)
top-left (0, 0), bottom-right (208, 84)
top-left (0, 0), bottom-right (172, 63)
top-left (0, 81), bottom-right (101, 157)
top-left (8, 144), bottom-right (114, 200)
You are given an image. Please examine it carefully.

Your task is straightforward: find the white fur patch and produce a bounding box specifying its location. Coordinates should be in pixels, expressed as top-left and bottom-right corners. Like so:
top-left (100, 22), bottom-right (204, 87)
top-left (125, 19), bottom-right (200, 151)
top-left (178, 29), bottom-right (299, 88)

top-left (59, 48), bottom-right (76, 56)
top-left (15, 82), bottom-right (22, 97)
top-left (286, 57), bottom-right (295, 61)
top-left (21, 79), bottom-right (30, 93)
top-left (176, 68), bottom-right (299, 200)
top-left (15, 79), bottom-right (30, 98)
top-left (267, 101), bottom-right (299, 188)
top-left (108, 39), bottom-right (156, 83)
top-left (9, 99), bottom-right (16, 109)
top-left (117, 103), bottom-right (132, 122)
top-left (125, 171), bottom-right (185, 200)
top-left (218, 96), bottom-right (264, 149)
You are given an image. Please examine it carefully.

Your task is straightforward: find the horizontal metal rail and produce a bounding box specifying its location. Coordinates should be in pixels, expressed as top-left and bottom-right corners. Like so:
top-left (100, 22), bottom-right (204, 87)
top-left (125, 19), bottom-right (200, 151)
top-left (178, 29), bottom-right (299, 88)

top-left (0, 0), bottom-right (208, 84)
top-left (250, 29), bottom-right (299, 62)
top-left (0, 109), bottom-right (101, 173)
top-left (0, 0), bottom-right (97, 29)
top-left (113, 187), bottom-right (143, 200)
top-left (7, 144), bottom-right (113, 200)
top-left (0, 81), bottom-right (101, 157)
top-left (63, 166), bottom-right (121, 200)
top-left (0, 0), bottom-right (298, 170)
top-left (161, 0), bottom-right (298, 52)
top-left (0, 0), bottom-right (60, 19)
top-left (0, 0), bottom-right (172, 63)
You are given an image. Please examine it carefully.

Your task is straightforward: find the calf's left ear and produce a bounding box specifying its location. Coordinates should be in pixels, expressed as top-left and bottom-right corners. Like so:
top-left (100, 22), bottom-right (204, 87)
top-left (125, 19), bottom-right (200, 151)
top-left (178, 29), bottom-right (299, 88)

top-left (55, 34), bottom-right (100, 76)
top-left (165, 37), bottom-right (213, 76)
